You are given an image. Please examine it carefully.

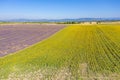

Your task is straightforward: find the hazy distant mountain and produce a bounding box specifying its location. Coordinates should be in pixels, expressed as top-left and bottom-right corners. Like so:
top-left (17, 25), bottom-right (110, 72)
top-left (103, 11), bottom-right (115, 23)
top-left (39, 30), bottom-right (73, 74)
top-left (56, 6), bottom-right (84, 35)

top-left (0, 18), bottom-right (120, 22)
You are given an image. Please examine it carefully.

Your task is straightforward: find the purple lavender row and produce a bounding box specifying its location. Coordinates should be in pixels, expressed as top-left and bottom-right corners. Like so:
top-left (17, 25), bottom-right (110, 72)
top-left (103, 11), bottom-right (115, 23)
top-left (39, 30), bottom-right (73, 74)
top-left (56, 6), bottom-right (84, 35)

top-left (0, 24), bottom-right (65, 57)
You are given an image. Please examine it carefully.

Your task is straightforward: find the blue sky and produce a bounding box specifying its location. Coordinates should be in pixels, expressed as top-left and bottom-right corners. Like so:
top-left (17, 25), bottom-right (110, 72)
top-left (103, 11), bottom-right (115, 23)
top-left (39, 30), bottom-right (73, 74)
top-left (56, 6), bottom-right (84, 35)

top-left (0, 0), bottom-right (120, 19)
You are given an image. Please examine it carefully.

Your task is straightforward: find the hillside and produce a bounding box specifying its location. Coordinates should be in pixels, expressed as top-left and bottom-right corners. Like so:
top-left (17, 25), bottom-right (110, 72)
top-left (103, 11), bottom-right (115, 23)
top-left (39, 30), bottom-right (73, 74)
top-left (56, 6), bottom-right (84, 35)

top-left (0, 18), bottom-right (120, 22)
top-left (0, 24), bottom-right (120, 80)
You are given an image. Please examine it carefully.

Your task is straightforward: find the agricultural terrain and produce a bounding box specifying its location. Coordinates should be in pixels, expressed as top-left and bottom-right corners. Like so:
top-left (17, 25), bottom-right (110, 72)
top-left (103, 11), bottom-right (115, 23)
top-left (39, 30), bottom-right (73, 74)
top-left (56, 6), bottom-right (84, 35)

top-left (0, 24), bottom-right (65, 56)
top-left (0, 24), bottom-right (120, 80)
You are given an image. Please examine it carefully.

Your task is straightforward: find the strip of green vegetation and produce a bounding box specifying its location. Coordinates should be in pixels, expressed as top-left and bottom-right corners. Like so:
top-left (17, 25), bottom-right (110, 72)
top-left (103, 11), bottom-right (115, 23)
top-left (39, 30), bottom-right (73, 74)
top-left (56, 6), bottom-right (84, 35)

top-left (0, 22), bottom-right (55, 24)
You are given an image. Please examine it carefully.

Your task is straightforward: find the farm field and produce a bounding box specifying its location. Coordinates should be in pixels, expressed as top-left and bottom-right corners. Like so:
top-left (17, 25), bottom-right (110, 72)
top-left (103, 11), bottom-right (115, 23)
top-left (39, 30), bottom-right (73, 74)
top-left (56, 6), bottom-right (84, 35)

top-left (0, 24), bottom-right (65, 56)
top-left (0, 24), bottom-right (120, 80)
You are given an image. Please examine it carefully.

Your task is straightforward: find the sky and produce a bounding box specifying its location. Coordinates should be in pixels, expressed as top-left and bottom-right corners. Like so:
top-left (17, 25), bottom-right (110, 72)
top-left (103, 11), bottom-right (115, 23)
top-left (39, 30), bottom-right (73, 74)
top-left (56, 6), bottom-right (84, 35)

top-left (0, 0), bottom-right (120, 19)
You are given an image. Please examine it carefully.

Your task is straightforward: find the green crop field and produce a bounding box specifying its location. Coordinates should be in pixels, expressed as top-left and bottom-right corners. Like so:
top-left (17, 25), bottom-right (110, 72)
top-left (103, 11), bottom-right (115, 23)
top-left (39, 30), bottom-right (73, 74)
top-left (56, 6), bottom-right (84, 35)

top-left (0, 24), bottom-right (120, 80)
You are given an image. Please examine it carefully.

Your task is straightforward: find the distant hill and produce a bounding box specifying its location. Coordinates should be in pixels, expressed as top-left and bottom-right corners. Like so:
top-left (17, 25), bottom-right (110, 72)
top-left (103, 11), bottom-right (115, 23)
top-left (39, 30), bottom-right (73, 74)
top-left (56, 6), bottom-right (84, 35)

top-left (0, 18), bottom-right (120, 22)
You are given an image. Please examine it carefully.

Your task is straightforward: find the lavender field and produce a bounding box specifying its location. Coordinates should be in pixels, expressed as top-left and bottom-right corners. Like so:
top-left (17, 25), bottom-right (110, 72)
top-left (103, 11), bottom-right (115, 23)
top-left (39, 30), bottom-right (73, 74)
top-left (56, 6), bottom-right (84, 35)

top-left (0, 24), bottom-right (65, 56)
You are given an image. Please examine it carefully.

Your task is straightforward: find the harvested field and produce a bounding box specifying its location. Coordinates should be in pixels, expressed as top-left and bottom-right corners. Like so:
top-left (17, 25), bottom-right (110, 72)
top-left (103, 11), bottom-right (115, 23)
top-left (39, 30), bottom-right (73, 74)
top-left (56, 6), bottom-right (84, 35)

top-left (0, 24), bottom-right (65, 56)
